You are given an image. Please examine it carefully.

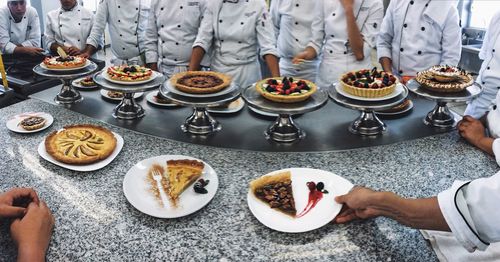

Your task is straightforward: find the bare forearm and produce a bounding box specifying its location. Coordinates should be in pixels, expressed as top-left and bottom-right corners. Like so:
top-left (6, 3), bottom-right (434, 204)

top-left (476, 136), bottom-right (494, 156)
top-left (264, 54), bottom-right (280, 77)
top-left (17, 245), bottom-right (45, 262)
top-left (81, 44), bottom-right (97, 56)
top-left (379, 57), bottom-right (393, 73)
top-left (377, 192), bottom-right (450, 231)
top-left (188, 47), bottom-right (205, 71)
top-left (345, 7), bottom-right (364, 61)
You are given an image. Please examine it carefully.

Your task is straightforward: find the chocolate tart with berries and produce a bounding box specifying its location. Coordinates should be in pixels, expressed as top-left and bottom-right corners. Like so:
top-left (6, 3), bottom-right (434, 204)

top-left (340, 68), bottom-right (398, 98)
top-left (19, 116), bottom-right (46, 131)
top-left (427, 65), bottom-right (464, 83)
top-left (249, 171), bottom-right (296, 217)
top-left (416, 66), bottom-right (474, 93)
top-left (170, 71), bottom-right (231, 94)
top-left (256, 77), bottom-right (317, 103)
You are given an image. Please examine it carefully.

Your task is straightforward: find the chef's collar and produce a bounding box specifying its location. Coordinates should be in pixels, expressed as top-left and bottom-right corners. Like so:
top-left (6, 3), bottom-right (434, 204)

top-left (225, 0), bottom-right (239, 3)
top-left (61, 2), bottom-right (77, 12)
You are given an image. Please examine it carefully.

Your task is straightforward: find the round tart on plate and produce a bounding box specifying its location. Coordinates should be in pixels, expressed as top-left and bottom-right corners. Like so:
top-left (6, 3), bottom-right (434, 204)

top-left (256, 77), bottom-right (317, 103)
top-left (416, 66), bottom-right (474, 93)
top-left (45, 124), bottom-right (117, 165)
top-left (107, 65), bottom-right (153, 82)
top-left (43, 56), bottom-right (87, 69)
top-left (19, 116), bottom-right (46, 130)
top-left (80, 76), bottom-right (96, 87)
top-left (340, 68), bottom-right (398, 98)
top-left (170, 71), bottom-right (231, 94)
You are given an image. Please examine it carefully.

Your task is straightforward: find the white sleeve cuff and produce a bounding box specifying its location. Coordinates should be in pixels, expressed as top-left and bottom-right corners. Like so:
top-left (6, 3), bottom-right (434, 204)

top-left (438, 181), bottom-right (490, 252)
top-left (376, 47), bottom-right (392, 62)
top-left (492, 139), bottom-right (500, 167)
top-left (4, 42), bottom-right (17, 54)
top-left (145, 51), bottom-right (158, 64)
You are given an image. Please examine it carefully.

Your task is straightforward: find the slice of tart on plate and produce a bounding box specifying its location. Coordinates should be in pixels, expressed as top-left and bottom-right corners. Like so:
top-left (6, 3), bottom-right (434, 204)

top-left (164, 159), bottom-right (204, 207)
top-left (249, 171), bottom-right (296, 217)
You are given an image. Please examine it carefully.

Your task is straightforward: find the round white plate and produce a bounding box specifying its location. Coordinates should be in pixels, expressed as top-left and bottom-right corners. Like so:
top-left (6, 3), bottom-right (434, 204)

top-left (39, 59), bottom-right (91, 72)
top-left (100, 89), bottom-right (144, 101)
top-left (247, 168), bottom-right (353, 233)
top-left (101, 69), bottom-right (158, 85)
top-left (123, 155), bottom-right (219, 218)
top-left (248, 106), bottom-right (278, 118)
top-left (37, 132), bottom-right (124, 172)
top-left (72, 76), bottom-right (98, 89)
top-left (207, 98), bottom-right (245, 114)
top-left (375, 100), bottom-right (414, 116)
top-left (335, 83), bottom-right (404, 102)
top-left (166, 80), bottom-right (236, 98)
top-left (6, 112), bottom-right (54, 134)
top-left (145, 92), bottom-right (179, 107)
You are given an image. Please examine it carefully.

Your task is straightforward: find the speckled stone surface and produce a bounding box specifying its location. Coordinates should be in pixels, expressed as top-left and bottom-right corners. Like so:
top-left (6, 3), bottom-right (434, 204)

top-left (0, 99), bottom-right (497, 261)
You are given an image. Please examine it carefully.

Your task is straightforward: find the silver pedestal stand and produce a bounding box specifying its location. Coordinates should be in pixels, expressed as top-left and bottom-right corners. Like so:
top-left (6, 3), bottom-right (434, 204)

top-left (159, 81), bottom-right (241, 135)
top-left (93, 72), bottom-right (166, 120)
top-left (407, 79), bottom-right (482, 129)
top-left (242, 84), bottom-right (328, 142)
top-left (33, 62), bottom-right (98, 104)
top-left (329, 83), bottom-right (409, 136)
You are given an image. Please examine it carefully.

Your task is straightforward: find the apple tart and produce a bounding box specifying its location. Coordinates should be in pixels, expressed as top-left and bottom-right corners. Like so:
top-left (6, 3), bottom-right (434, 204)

top-left (45, 124), bottom-right (117, 165)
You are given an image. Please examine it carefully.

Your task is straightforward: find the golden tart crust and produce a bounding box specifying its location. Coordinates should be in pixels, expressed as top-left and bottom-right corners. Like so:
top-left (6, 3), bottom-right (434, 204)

top-left (416, 68), bottom-right (474, 93)
top-left (45, 124), bottom-right (117, 165)
top-left (256, 77), bottom-right (317, 103)
top-left (164, 159), bottom-right (204, 207)
top-left (250, 171), bottom-right (296, 217)
top-left (340, 69), bottom-right (398, 98)
top-left (43, 56), bottom-right (87, 69)
top-left (170, 71), bottom-right (232, 94)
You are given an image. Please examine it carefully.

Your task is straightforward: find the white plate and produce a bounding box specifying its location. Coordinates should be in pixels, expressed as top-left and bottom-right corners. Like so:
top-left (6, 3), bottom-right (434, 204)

top-left (72, 76), bottom-right (98, 89)
top-left (100, 89), bottom-right (144, 101)
top-left (123, 155), bottom-right (219, 218)
top-left (207, 98), bottom-right (245, 114)
top-left (375, 100), bottom-right (414, 116)
top-left (37, 132), bottom-right (124, 172)
top-left (335, 83), bottom-right (404, 101)
top-left (248, 106), bottom-right (278, 118)
top-left (39, 60), bottom-right (91, 72)
top-left (166, 80), bottom-right (236, 98)
top-left (101, 69), bottom-right (158, 85)
top-left (247, 168), bottom-right (353, 233)
top-left (145, 92), bottom-right (179, 107)
top-left (6, 112), bottom-right (54, 133)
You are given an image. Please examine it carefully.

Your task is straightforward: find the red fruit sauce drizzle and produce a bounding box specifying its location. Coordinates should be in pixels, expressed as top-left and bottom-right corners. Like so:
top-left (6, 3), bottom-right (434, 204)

top-left (296, 181), bottom-right (328, 218)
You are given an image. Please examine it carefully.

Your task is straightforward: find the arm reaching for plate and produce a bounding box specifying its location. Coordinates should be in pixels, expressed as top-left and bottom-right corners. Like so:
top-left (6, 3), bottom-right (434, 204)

top-left (334, 186), bottom-right (450, 231)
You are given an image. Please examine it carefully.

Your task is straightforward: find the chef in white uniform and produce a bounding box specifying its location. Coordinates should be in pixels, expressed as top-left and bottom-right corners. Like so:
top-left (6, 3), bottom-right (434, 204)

top-left (293, 0), bottom-right (384, 89)
top-left (144, 0), bottom-right (209, 78)
top-left (377, 0), bottom-right (461, 81)
top-left (270, 0), bottom-right (318, 82)
top-left (81, 0), bottom-right (150, 65)
top-left (189, 0), bottom-right (280, 89)
top-left (464, 12), bottom-right (500, 119)
top-left (44, 0), bottom-right (100, 57)
top-left (0, 0), bottom-right (42, 56)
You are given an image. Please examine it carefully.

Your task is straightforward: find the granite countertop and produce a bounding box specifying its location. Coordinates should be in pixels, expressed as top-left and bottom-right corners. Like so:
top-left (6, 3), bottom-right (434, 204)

top-left (0, 99), bottom-right (497, 261)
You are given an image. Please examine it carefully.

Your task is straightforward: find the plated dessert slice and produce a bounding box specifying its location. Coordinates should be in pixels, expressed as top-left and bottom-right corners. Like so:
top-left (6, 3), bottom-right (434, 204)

top-left (80, 76), bottom-right (96, 87)
top-left (340, 68), bottom-right (398, 98)
top-left (249, 171), bottom-right (296, 217)
top-left (256, 77), bottom-right (317, 103)
top-left (164, 159), bottom-right (204, 206)
top-left (19, 116), bottom-right (46, 130)
top-left (170, 71), bottom-right (232, 94)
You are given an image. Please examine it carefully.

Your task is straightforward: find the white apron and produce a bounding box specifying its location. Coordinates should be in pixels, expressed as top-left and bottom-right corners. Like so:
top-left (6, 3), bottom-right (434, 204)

top-left (279, 58), bottom-right (319, 82)
top-left (211, 56), bottom-right (260, 89)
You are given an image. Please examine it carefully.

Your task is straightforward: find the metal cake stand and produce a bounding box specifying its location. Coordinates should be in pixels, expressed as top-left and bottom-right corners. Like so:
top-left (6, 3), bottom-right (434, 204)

top-left (329, 83), bottom-right (409, 136)
top-left (93, 71), bottom-right (166, 119)
top-left (33, 61), bottom-right (98, 104)
top-left (242, 84), bottom-right (328, 142)
top-left (159, 81), bottom-right (241, 135)
top-left (407, 79), bottom-right (482, 129)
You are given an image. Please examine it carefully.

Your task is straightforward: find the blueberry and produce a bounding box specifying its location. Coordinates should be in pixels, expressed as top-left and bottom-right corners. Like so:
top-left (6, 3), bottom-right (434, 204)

top-left (316, 182), bottom-right (324, 191)
top-left (194, 185), bottom-right (208, 194)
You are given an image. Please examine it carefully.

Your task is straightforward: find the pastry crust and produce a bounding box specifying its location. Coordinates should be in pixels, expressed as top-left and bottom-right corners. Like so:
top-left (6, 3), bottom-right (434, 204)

top-left (19, 116), bottom-right (46, 130)
top-left (250, 171), bottom-right (296, 217)
top-left (416, 68), bottom-right (474, 93)
top-left (340, 69), bottom-right (398, 98)
top-left (43, 56), bottom-right (87, 69)
top-left (427, 65), bottom-right (462, 83)
top-left (45, 124), bottom-right (117, 165)
top-left (164, 159), bottom-right (204, 207)
top-left (106, 65), bottom-right (153, 82)
top-left (80, 76), bottom-right (96, 87)
top-left (255, 77), bottom-right (317, 103)
top-left (170, 71), bottom-right (232, 94)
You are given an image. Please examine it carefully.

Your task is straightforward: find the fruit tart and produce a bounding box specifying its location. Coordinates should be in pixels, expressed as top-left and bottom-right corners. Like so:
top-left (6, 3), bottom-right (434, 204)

top-left (256, 77), bottom-right (317, 103)
top-left (43, 56), bottom-right (87, 69)
top-left (107, 65), bottom-right (153, 82)
top-left (427, 65), bottom-right (463, 83)
top-left (340, 68), bottom-right (398, 98)
top-left (250, 171), bottom-right (296, 217)
top-left (170, 71), bottom-right (231, 94)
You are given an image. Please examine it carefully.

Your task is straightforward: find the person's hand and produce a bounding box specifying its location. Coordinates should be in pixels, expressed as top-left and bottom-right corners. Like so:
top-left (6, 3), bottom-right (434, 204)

top-left (10, 201), bottom-right (54, 262)
top-left (333, 186), bottom-right (382, 223)
top-left (339, 0), bottom-right (355, 12)
top-left (66, 46), bottom-right (81, 56)
top-left (457, 115), bottom-right (487, 146)
top-left (16, 47), bottom-right (44, 56)
top-left (0, 188), bottom-right (39, 218)
top-left (79, 51), bottom-right (91, 59)
top-left (146, 63), bottom-right (159, 72)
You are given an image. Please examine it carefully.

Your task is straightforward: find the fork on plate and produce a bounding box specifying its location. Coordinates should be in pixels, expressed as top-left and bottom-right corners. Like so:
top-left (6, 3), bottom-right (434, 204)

top-left (151, 168), bottom-right (170, 208)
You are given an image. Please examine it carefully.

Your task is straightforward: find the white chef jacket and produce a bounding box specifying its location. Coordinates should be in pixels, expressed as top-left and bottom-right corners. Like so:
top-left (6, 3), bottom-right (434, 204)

top-left (270, 0), bottom-right (319, 82)
top-left (465, 12), bottom-right (500, 119)
top-left (193, 0), bottom-right (279, 89)
top-left (0, 6), bottom-right (41, 54)
top-left (377, 0), bottom-right (461, 77)
top-left (87, 0), bottom-right (150, 64)
top-left (144, 0), bottom-right (209, 78)
top-left (438, 171), bottom-right (500, 252)
top-left (44, 5), bottom-right (100, 53)
top-left (486, 92), bottom-right (500, 166)
top-left (307, 0), bottom-right (383, 89)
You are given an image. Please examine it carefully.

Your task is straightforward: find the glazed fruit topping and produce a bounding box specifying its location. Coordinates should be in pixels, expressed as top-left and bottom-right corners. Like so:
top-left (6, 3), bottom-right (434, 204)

top-left (343, 67), bottom-right (396, 89)
top-left (123, 66), bottom-right (138, 73)
top-left (193, 178), bottom-right (210, 194)
top-left (56, 56), bottom-right (75, 62)
top-left (264, 77), bottom-right (311, 95)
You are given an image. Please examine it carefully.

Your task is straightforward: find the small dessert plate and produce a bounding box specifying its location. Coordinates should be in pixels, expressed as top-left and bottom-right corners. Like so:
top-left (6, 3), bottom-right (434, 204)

top-left (145, 92), bottom-right (179, 107)
top-left (247, 168), bottom-right (353, 233)
top-left (100, 89), bottom-right (144, 101)
top-left (207, 98), bottom-right (245, 114)
top-left (6, 112), bottom-right (54, 134)
top-left (123, 155), bottom-right (219, 218)
top-left (335, 83), bottom-right (404, 102)
top-left (72, 76), bottom-right (98, 89)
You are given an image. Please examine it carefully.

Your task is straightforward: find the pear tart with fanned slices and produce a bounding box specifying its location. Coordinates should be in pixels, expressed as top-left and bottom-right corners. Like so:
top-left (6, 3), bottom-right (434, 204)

top-left (43, 56), bottom-right (87, 69)
top-left (256, 77), bottom-right (317, 103)
top-left (107, 65), bottom-right (153, 82)
top-left (45, 124), bottom-right (117, 165)
top-left (340, 68), bottom-right (398, 98)
top-left (170, 71), bottom-right (231, 94)
top-left (250, 171), bottom-right (296, 217)
top-left (416, 66), bottom-right (474, 93)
